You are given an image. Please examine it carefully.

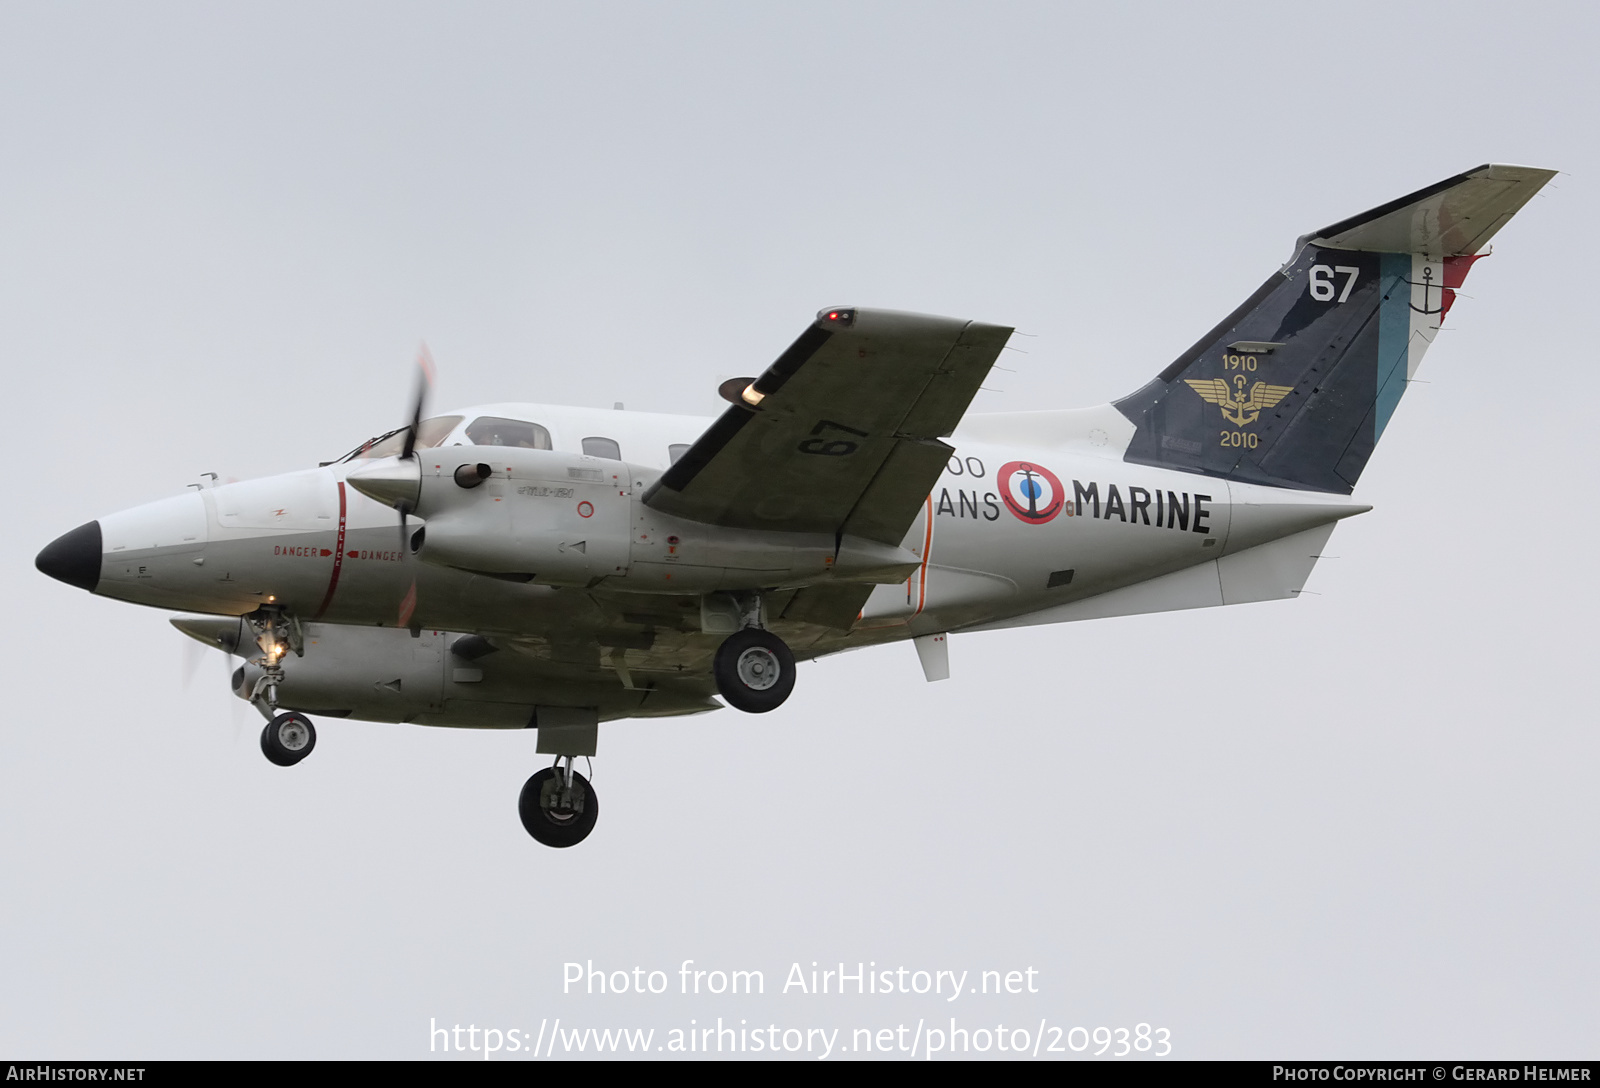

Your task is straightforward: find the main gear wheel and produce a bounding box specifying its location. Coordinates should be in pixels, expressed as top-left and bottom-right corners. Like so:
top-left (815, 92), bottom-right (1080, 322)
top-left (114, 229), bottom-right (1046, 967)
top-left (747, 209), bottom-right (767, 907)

top-left (712, 627), bottom-right (795, 713)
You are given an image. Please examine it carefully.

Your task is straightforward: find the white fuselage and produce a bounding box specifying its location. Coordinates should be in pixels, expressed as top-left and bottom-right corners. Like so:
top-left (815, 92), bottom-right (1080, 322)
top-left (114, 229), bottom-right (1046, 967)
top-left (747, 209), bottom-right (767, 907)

top-left (92, 401), bottom-right (1369, 657)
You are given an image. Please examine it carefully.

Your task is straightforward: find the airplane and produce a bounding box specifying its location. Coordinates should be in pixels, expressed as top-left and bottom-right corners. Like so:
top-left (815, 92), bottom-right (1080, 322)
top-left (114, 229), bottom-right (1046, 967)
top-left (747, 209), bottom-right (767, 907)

top-left (35, 164), bottom-right (1553, 848)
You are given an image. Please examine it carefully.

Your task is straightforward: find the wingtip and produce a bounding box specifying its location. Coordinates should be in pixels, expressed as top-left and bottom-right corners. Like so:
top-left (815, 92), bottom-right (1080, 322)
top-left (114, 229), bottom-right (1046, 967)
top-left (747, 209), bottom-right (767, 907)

top-left (1475, 163), bottom-right (1560, 183)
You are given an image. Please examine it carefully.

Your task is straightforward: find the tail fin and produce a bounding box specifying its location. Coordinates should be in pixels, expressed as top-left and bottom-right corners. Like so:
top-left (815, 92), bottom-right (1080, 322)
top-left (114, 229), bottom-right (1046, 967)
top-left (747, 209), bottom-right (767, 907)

top-left (1114, 164), bottom-right (1554, 493)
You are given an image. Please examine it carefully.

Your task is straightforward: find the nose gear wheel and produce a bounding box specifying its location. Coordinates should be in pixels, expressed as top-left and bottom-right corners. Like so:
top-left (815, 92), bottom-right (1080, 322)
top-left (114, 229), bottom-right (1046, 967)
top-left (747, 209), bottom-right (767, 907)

top-left (261, 712), bottom-right (317, 766)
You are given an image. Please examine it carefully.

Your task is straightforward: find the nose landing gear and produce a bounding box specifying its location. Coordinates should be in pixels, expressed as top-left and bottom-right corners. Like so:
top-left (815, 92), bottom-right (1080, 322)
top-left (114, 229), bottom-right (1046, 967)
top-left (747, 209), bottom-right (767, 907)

top-left (244, 607), bottom-right (302, 709)
top-left (518, 756), bottom-right (599, 848)
top-left (244, 607), bottom-right (319, 767)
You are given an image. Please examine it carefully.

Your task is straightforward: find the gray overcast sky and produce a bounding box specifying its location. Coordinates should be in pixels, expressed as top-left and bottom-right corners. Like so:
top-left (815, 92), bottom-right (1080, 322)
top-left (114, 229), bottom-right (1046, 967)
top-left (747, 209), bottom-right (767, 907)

top-left (3, 1), bottom-right (1595, 1060)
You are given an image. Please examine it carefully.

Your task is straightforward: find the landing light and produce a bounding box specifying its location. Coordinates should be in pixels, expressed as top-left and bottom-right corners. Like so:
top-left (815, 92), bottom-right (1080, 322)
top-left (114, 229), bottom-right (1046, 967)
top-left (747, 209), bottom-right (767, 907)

top-left (717, 376), bottom-right (758, 406)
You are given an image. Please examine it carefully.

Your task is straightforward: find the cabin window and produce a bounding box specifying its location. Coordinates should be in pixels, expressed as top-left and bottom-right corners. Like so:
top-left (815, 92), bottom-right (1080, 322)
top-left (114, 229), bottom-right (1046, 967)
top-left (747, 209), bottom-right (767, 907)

top-left (465, 416), bottom-right (552, 449)
top-left (582, 436), bottom-right (622, 460)
top-left (668, 443), bottom-right (690, 464)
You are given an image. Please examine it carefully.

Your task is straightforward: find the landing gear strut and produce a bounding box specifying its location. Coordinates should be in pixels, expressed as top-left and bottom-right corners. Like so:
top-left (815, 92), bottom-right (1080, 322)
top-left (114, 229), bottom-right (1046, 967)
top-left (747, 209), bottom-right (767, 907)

top-left (244, 607), bottom-right (318, 767)
top-left (519, 756), bottom-right (599, 848)
top-left (713, 627), bottom-right (795, 713)
top-left (244, 607), bottom-right (301, 710)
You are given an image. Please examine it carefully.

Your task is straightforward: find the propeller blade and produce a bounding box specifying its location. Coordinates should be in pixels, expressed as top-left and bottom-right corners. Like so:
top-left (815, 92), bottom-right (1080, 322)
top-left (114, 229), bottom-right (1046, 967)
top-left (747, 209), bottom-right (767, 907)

top-left (175, 625), bottom-right (249, 744)
top-left (394, 342), bottom-right (434, 545)
top-left (181, 637), bottom-right (206, 689)
top-left (399, 343), bottom-right (435, 462)
top-left (225, 651), bottom-right (245, 744)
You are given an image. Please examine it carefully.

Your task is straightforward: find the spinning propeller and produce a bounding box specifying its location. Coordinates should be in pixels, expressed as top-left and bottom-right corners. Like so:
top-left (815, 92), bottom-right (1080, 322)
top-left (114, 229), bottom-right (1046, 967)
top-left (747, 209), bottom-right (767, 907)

top-left (343, 345), bottom-right (444, 629)
top-left (395, 344), bottom-right (436, 548)
top-left (174, 616), bottom-right (252, 743)
top-left (346, 345), bottom-right (437, 547)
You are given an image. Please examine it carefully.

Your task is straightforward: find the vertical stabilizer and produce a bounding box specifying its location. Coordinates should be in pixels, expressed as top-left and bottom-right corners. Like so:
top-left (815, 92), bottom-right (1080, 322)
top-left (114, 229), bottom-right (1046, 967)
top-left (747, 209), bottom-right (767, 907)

top-left (1113, 164), bottom-right (1554, 493)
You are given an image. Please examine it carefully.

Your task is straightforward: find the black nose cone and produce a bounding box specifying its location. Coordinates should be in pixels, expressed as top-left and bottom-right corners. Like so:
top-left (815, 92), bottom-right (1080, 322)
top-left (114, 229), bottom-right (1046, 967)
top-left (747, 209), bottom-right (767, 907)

top-left (36, 521), bottom-right (102, 592)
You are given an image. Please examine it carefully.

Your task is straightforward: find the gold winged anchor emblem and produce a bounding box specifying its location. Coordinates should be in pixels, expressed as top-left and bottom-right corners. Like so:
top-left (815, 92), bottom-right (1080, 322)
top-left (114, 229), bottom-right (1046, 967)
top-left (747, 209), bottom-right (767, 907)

top-left (1184, 375), bottom-right (1295, 427)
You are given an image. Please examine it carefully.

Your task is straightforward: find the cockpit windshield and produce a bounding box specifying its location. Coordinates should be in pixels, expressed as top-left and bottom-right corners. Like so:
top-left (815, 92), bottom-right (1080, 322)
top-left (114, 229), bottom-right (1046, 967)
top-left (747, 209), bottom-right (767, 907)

top-left (465, 416), bottom-right (552, 449)
top-left (338, 415), bottom-right (464, 462)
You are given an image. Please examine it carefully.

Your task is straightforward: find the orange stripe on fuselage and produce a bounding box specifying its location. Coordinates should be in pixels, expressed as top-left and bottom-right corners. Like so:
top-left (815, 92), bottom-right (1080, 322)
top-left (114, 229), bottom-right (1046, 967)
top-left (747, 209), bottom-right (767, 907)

top-left (915, 494), bottom-right (934, 615)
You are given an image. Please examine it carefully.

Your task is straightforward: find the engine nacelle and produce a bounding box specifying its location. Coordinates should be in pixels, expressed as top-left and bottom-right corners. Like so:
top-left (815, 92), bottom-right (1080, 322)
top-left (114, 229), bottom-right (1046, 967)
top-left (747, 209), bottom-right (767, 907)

top-left (350, 446), bottom-right (921, 593)
top-left (231, 622), bottom-right (718, 726)
top-left (410, 446), bottom-right (631, 586)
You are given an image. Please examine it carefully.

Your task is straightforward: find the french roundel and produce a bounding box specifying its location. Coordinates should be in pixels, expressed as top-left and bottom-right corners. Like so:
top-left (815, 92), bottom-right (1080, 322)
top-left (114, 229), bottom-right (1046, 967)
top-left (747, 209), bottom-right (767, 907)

top-left (998, 461), bottom-right (1065, 524)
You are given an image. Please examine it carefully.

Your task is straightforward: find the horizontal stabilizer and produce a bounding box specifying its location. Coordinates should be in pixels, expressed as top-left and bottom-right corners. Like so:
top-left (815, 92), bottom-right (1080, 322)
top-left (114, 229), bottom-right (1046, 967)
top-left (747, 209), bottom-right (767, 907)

top-left (965, 523), bottom-right (1338, 633)
top-left (1301, 163), bottom-right (1556, 258)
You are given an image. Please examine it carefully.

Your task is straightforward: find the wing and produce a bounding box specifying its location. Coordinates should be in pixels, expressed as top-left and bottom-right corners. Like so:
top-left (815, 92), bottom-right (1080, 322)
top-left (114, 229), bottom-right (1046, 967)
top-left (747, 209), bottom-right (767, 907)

top-left (643, 307), bottom-right (1012, 546)
top-left (1249, 383), bottom-right (1296, 411)
top-left (1183, 378), bottom-right (1233, 405)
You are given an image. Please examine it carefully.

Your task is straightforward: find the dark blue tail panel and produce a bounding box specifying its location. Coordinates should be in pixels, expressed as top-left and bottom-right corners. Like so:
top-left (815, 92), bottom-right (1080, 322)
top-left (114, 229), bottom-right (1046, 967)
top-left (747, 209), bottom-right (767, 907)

top-left (1114, 246), bottom-right (1426, 494)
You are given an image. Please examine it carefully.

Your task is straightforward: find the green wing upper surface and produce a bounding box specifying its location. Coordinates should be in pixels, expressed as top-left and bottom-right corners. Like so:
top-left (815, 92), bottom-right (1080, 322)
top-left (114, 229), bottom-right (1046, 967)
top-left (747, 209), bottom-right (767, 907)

top-left (643, 308), bottom-right (1013, 546)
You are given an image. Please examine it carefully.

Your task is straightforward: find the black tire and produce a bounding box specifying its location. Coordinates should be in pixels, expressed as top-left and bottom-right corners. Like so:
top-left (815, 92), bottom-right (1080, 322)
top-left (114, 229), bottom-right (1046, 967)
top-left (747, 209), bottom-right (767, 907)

top-left (260, 712), bottom-right (316, 767)
top-left (713, 628), bottom-right (795, 713)
top-left (518, 768), bottom-right (599, 848)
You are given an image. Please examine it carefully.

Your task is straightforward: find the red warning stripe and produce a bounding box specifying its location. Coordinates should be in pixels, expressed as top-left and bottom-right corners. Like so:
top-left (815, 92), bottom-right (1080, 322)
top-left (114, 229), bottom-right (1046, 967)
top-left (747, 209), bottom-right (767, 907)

top-left (312, 481), bottom-right (348, 619)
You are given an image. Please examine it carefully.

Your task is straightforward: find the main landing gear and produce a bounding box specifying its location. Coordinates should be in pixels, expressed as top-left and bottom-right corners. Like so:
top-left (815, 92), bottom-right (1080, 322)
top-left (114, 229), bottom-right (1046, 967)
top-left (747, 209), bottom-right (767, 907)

top-left (519, 756), bottom-right (599, 848)
top-left (713, 627), bottom-right (795, 714)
